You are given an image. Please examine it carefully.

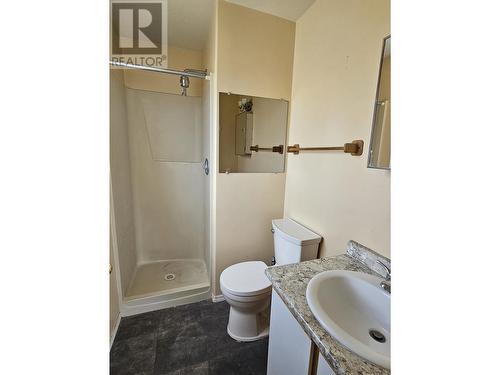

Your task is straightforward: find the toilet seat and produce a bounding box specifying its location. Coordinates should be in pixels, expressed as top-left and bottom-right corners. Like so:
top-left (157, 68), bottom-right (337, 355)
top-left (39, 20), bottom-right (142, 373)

top-left (221, 285), bottom-right (270, 303)
top-left (220, 261), bottom-right (271, 297)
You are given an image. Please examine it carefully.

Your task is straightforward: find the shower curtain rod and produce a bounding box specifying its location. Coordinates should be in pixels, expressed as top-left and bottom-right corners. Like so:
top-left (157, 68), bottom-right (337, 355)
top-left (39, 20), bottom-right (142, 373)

top-left (109, 61), bottom-right (209, 80)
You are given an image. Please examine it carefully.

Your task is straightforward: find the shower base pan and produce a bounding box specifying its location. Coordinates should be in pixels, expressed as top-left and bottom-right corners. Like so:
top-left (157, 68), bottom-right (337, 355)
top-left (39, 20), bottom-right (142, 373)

top-left (122, 259), bottom-right (210, 316)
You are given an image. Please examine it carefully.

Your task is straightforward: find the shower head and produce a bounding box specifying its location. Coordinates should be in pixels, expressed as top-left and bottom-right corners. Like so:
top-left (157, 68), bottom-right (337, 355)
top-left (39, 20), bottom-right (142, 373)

top-left (180, 75), bottom-right (190, 96)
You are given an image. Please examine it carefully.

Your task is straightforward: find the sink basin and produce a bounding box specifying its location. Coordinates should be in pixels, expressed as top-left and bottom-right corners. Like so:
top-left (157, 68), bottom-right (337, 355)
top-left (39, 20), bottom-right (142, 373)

top-left (306, 270), bottom-right (390, 369)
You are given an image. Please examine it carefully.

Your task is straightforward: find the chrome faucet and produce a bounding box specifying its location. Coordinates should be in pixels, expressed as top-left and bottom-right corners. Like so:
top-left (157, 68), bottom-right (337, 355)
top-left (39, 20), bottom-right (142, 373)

top-left (376, 260), bottom-right (391, 294)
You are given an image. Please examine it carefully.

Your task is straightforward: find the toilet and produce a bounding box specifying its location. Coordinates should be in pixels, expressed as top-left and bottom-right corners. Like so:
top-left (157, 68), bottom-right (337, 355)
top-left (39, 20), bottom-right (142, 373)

top-left (220, 218), bottom-right (322, 342)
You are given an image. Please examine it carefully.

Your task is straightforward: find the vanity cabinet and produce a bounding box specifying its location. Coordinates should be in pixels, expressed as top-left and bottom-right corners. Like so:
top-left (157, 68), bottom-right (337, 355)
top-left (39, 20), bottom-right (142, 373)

top-left (267, 290), bottom-right (314, 375)
top-left (267, 290), bottom-right (336, 375)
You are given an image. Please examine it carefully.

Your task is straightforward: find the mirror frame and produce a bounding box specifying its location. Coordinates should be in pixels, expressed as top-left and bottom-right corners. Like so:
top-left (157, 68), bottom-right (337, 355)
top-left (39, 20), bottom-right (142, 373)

top-left (367, 35), bottom-right (391, 170)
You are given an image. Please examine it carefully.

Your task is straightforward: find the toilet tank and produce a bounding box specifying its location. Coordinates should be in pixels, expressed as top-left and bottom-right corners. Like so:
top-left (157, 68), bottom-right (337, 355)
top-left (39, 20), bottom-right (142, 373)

top-left (272, 218), bottom-right (322, 266)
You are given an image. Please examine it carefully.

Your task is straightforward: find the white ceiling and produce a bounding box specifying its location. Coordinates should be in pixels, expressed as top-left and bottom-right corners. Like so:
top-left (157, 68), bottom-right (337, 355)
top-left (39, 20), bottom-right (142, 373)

top-left (225, 0), bottom-right (316, 21)
top-left (168, 0), bottom-right (214, 51)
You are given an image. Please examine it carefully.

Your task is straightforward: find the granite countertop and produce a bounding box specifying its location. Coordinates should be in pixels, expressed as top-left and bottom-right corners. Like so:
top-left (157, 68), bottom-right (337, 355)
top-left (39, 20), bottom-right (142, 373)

top-left (265, 241), bottom-right (390, 375)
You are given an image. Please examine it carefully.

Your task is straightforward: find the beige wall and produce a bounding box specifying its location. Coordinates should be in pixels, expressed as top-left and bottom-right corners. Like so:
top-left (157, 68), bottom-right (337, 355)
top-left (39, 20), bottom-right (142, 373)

top-left (203, 1), bottom-right (218, 74)
top-left (284, 0), bottom-right (391, 258)
top-left (216, 173), bottom-right (286, 285)
top-left (218, 2), bottom-right (295, 99)
top-left (214, 1), bottom-right (295, 294)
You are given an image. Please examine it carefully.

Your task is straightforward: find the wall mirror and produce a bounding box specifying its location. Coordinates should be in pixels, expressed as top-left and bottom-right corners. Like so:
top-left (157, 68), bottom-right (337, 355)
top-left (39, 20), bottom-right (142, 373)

top-left (219, 92), bottom-right (288, 173)
top-left (368, 35), bottom-right (391, 170)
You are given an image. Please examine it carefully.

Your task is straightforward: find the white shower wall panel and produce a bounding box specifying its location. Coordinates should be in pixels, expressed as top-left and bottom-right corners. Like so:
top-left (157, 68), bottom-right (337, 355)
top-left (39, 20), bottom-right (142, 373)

top-left (110, 70), bottom-right (137, 294)
top-left (126, 89), bottom-right (205, 263)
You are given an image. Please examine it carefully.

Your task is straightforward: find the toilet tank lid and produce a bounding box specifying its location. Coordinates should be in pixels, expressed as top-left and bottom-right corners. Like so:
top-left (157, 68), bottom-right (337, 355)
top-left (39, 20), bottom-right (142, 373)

top-left (272, 218), bottom-right (322, 246)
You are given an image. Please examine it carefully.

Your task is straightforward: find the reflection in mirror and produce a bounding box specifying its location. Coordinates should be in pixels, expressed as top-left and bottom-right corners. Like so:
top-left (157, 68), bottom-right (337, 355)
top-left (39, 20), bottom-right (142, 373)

top-left (219, 92), bottom-right (288, 173)
top-left (368, 36), bottom-right (391, 169)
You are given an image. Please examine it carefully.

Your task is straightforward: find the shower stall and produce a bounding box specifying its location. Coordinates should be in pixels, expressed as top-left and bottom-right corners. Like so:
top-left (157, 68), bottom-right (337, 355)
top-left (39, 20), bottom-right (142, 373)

top-left (110, 63), bottom-right (213, 316)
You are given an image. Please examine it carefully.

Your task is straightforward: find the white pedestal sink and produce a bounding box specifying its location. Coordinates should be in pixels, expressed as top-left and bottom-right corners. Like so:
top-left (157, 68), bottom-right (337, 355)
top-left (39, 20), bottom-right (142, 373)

top-left (306, 270), bottom-right (391, 369)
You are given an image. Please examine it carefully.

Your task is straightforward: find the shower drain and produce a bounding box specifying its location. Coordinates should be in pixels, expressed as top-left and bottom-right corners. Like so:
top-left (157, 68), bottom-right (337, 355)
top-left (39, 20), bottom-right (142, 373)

top-left (164, 273), bottom-right (176, 281)
top-left (369, 329), bottom-right (386, 343)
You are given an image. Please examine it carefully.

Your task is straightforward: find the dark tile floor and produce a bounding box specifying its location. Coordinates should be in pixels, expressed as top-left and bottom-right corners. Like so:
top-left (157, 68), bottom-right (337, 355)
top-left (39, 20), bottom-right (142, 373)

top-left (110, 300), bottom-right (269, 375)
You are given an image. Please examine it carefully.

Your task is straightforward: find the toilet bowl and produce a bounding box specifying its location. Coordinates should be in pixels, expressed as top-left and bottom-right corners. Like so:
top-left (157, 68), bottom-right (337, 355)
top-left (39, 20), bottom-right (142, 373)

top-left (220, 261), bottom-right (271, 341)
top-left (220, 218), bottom-right (322, 342)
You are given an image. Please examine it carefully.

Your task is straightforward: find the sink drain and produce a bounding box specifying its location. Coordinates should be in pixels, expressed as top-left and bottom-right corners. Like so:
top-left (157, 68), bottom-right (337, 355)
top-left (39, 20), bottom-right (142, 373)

top-left (164, 273), bottom-right (176, 281)
top-left (369, 329), bottom-right (386, 343)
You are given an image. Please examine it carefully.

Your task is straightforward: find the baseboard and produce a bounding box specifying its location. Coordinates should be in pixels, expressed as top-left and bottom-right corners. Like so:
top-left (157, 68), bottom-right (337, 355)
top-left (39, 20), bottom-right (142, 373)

top-left (212, 294), bottom-right (225, 303)
top-left (109, 313), bottom-right (121, 350)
